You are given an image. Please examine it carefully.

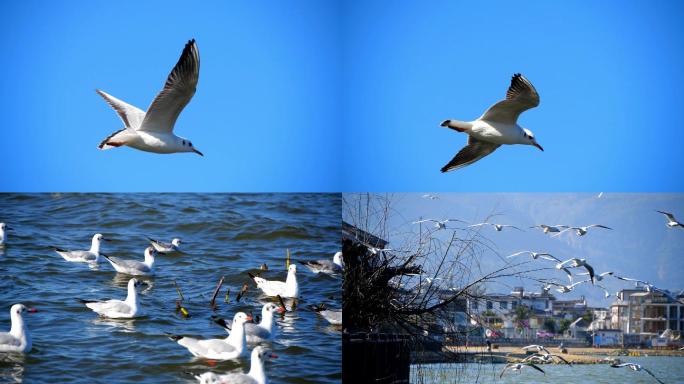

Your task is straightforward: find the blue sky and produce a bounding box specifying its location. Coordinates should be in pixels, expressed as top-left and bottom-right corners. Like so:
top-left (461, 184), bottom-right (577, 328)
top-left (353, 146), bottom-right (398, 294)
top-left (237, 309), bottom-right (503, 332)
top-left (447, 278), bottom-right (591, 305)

top-left (0, 0), bottom-right (341, 192)
top-left (1, 1), bottom-right (683, 192)
top-left (343, 193), bottom-right (684, 307)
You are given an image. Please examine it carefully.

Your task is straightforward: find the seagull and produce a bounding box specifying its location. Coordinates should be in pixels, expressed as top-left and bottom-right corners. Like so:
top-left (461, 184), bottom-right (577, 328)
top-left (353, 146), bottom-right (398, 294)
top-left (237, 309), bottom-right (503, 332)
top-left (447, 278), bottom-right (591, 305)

top-left (78, 278), bottom-right (143, 318)
top-left (594, 283), bottom-right (611, 299)
top-left (610, 362), bottom-right (665, 384)
top-left (507, 251), bottom-right (560, 262)
top-left (312, 304), bottom-right (342, 326)
top-left (547, 279), bottom-right (590, 294)
top-left (421, 194), bottom-right (439, 200)
top-left (0, 223), bottom-right (12, 246)
top-left (499, 362), bottom-right (545, 378)
top-left (300, 252), bottom-right (344, 274)
top-left (194, 346), bottom-right (277, 384)
top-left (412, 218), bottom-right (465, 230)
top-left (656, 211), bottom-right (684, 229)
top-left (521, 344), bottom-right (551, 355)
top-left (53, 233), bottom-right (108, 263)
top-left (440, 73), bottom-right (543, 172)
top-left (0, 304), bottom-right (38, 353)
top-left (96, 39), bottom-right (203, 156)
top-left (522, 353), bottom-right (572, 365)
top-left (556, 258), bottom-right (595, 283)
top-left (248, 264), bottom-right (299, 298)
top-left (147, 236), bottom-right (182, 252)
top-left (578, 270), bottom-right (613, 283)
top-left (169, 312), bottom-right (252, 360)
top-left (102, 246), bottom-right (162, 276)
top-left (213, 303), bottom-right (285, 343)
top-left (469, 222), bottom-right (523, 232)
top-left (553, 224), bottom-right (612, 237)
top-left (530, 224), bottom-right (568, 234)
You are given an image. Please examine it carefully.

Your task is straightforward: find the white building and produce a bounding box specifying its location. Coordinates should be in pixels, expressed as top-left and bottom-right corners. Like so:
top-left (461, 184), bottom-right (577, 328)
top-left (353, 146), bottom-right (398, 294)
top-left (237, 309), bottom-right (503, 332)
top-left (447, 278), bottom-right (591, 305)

top-left (610, 286), bottom-right (684, 344)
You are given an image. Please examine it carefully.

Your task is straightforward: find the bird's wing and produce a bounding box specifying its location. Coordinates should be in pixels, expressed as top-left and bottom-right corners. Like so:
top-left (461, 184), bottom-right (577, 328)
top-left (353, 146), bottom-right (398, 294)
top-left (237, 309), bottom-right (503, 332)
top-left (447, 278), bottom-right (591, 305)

top-left (551, 227), bottom-right (575, 237)
top-left (583, 264), bottom-right (595, 282)
top-left (445, 218), bottom-right (466, 223)
top-left (539, 254), bottom-right (562, 262)
top-left (479, 74), bottom-right (540, 124)
top-left (440, 137), bottom-right (500, 173)
top-left (412, 219), bottom-right (434, 224)
top-left (657, 211), bottom-right (676, 222)
top-left (552, 354), bottom-right (571, 365)
top-left (139, 39), bottom-right (200, 133)
top-left (615, 276), bottom-right (647, 284)
top-left (507, 251), bottom-right (529, 258)
top-left (468, 223), bottom-right (489, 228)
top-left (96, 90), bottom-right (146, 129)
top-left (0, 332), bottom-right (19, 347)
top-left (526, 363), bottom-right (545, 375)
top-left (588, 224), bottom-right (612, 230)
top-left (499, 364), bottom-right (512, 378)
top-left (502, 225), bottom-right (524, 231)
top-left (641, 367), bottom-right (665, 384)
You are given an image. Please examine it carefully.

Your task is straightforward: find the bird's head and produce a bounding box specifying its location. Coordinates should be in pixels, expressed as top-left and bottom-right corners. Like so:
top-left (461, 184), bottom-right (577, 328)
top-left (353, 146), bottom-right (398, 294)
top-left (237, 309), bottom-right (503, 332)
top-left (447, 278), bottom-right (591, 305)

top-left (178, 137), bottom-right (203, 156)
top-left (522, 128), bottom-right (543, 151)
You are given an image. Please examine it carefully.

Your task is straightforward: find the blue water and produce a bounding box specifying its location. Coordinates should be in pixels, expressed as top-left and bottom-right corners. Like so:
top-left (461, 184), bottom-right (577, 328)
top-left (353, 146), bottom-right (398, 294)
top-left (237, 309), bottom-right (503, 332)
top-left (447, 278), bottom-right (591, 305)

top-left (0, 193), bottom-right (341, 383)
top-left (411, 356), bottom-right (684, 383)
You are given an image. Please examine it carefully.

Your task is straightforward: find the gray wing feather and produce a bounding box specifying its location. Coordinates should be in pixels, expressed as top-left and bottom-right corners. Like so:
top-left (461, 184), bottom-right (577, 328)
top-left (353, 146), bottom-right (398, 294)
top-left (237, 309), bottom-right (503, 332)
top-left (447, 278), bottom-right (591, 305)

top-left (441, 137), bottom-right (500, 172)
top-left (480, 73), bottom-right (540, 124)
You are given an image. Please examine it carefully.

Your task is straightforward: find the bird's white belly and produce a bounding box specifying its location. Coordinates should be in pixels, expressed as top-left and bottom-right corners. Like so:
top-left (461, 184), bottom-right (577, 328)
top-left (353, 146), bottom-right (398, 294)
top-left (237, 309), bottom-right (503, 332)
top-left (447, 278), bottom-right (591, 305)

top-left (470, 121), bottom-right (522, 144)
top-left (128, 132), bottom-right (179, 154)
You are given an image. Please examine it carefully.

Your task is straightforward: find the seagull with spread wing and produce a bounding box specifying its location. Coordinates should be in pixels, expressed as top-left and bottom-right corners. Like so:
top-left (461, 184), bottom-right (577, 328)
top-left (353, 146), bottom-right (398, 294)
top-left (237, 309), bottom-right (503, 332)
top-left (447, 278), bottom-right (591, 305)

top-left (412, 218), bottom-right (465, 230)
top-left (530, 224), bottom-right (568, 234)
top-left (657, 210), bottom-right (684, 229)
top-left (96, 39), bottom-right (203, 156)
top-left (553, 224), bottom-right (612, 237)
top-left (468, 222), bottom-right (523, 232)
top-left (440, 73), bottom-right (543, 172)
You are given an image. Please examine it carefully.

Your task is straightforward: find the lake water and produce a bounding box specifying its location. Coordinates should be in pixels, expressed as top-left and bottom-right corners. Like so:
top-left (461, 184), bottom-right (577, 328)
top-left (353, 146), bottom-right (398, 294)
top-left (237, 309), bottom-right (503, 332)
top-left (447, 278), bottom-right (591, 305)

top-left (0, 193), bottom-right (341, 383)
top-left (411, 355), bottom-right (684, 383)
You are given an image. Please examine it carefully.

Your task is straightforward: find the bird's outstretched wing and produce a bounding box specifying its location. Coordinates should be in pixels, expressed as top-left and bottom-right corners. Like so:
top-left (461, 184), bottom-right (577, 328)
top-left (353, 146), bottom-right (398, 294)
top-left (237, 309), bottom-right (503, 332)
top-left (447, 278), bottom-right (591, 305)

top-left (96, 90), bottom-right (146, 129)
top-left (526, 363), bottom-right (545, 375)
top-left (140, 39), bottom-right (200, 133)
top-left (441, 136), bottom-right (500, 172)
top-left (657, 210), bottom-right (677, 222)
top-left (642, 367), bottom-right (665, 384)
top-left (480, 74), bottom-right (540, 124)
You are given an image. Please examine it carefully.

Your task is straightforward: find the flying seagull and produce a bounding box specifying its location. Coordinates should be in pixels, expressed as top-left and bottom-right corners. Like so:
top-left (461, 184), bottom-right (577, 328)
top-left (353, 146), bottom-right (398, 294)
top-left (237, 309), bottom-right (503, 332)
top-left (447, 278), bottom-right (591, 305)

top-left (96, 39), bottom-right (203, 156)
top-left (412, 218), bottom-right (465, 230)
top-left (611, 362), bottom-right (665, 384)
top-left (499, 362), bottom-right (545, 378)
top-left (440, 73), bottom-right (543, 172)
top-left (507, 251), bottom-right (560, 262)
top-left (656, 210), bottom-right (684, 229)
top-left (556, 258), bottom-right (595, 283)
top-left (530, 224), bottom-right (568, 234)
top-left (553, 224), bottom-right (612, 237)
top-left (468, 222), bottom-right (523, 232)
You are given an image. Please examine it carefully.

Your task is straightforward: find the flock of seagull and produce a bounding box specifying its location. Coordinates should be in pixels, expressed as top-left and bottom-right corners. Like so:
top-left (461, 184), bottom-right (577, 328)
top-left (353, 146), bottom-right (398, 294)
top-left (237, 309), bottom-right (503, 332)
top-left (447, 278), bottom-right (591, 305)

top-left (0, 226), bottom-right (343, 383)
top-left (499, 344), bottom-right (665, 383)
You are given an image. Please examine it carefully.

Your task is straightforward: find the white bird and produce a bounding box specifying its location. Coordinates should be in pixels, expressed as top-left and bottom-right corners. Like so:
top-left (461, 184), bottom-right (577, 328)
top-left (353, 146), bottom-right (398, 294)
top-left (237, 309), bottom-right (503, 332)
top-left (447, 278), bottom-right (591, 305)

top-left (553, 224), bottom-right (612, 237)
top-left (421, 194), bottom-right (439, 200)
top-left (170, 312), bottom-right (252, 360)
top-left (147, 236), bottom-right (182, 252)
top-left (0, 304), bottom-right (37, 353)
top-left (656, 210), bottom-right (684, 229)
top-left (522, 352), bottom-right (571, 365)
top-left (53, 233), bottom-right (108, 263)
top-left (556, 258), bottom-right (595, 283)
top-left (412, 218), bottom-right (465, 230)
top-left (610, 362), bottom-right (664, 384)
top-left (214, 303), bottom-right (285, 343)
top-left (103, 246), bottom-right (161, 276)
top-left (499, 362), bottom-right (545, 378)
top-left (79, 278), bottom-right (143, 318)
top-left (312, 305), bottom-right (342, 326)
top-left (194, 346), bottom-right (277, 384)
top-left (521, 344), bottom-right (551, 355)
top-left (507, 251), bottom-right (560, 262)
top-left (578, 270), bottom-right (613, 283)
top-left (595, 283), bottom-right (611, 299)
top-left (469, 222), bottom-right (523, 232)
top-left (547, 279), bottom-right (590, 294)
top-left (440, 73), bottom-right (543, 172)
top-left (530, 224), bottom-right (568, 234)
top-left (0, 223), bottom-right (12, 246)
top-left (300, 252), bottom-right (344, 274)
top-left (248, 265), bottom-right (299, 298)
top-left (96, 39), bottom-right (203, 156)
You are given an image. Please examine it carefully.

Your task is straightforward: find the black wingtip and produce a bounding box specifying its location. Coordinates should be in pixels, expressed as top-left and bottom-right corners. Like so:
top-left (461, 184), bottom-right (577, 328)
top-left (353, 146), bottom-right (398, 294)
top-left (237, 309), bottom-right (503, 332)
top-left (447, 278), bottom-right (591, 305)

top-left (247, 272), bottom-right (256, 280)
top-left (77, 298), bottom-right (95, 304)
top-left (211, 316), bottom-right (229, 329)
top-left (440, 119), bottom-right (451, 127)
top-left (166, 333), bottom-right (184, 341)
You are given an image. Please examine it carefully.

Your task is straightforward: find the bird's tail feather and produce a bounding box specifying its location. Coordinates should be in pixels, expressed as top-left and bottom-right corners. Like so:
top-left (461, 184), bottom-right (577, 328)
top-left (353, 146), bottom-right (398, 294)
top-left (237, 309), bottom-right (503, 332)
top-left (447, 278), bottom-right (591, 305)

top-left (440, 120), bottom-right (472, 132)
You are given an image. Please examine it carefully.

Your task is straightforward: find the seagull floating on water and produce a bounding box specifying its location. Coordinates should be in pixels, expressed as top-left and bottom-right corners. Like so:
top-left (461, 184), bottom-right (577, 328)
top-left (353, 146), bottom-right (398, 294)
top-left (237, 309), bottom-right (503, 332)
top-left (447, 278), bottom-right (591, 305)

top-left (300, 252), bottom-right (344, 275)
top-left (248, 265), bottom-right (299, 298)
top-left (78, 278), bottom-right (143, 319)
top-left (170, 312), bottom-right (252, 360)
top-left (610, 362), bottom-right (665, 384)
top-left (147, 236), bottom-right (182, 252)
top-left (0, 304), bottom-right (37, 353)
top-left (54, 233), bottom-right (108, 263)
top-left (440, 73), bottom-right (543, 172)
top-left (97, 39), bottom-right (203, 156)
top-left (103, 246), bottom-right (162, 276)
top-left (657, 211), bottom-right (683, 229)
top-left (412, 218), bottom-right (465, 230)
top-left (214, 303), bottom-right (284, 343)
top-left (553, 224), bottom-right (612, 237)
top-left (0, 223), bottom-right (12, 246)
top-left (194, 346), bottom-right (277, 384)
top-left (468, 222), bottom-right (523, 232)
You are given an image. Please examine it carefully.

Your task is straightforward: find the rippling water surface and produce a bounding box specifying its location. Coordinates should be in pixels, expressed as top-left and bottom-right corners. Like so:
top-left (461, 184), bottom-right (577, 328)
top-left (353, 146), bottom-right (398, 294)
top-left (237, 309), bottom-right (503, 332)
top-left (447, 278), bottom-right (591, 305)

top-left (411, 356), bottom-right (683, 383)
top-left (0, 193), bottom-right (341, 383)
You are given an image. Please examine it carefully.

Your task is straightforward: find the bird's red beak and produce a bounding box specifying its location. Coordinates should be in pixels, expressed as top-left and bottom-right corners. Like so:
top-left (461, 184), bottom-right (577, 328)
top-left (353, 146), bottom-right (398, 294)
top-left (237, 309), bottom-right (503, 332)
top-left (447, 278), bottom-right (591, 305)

top-left (277, 306), bottom-right (286, 313)
top-left (245, 315), bottom-right (253, 322)
top-left (269, 353), bottom-right (278, 359)
top-left (27, 308), bottom-right (38, 313)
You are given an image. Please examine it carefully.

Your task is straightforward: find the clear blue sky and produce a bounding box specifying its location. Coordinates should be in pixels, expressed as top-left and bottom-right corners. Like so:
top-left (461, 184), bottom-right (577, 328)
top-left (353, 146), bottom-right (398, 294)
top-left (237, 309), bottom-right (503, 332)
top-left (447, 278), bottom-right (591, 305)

top-left (344, 193), bottom-right (684, 307)
top-left (341, 0), bottom-right (684, 191)
top-left (1, 1), bottom-right (683, 192)
top-left (0, 0), bottom-right (341, 192)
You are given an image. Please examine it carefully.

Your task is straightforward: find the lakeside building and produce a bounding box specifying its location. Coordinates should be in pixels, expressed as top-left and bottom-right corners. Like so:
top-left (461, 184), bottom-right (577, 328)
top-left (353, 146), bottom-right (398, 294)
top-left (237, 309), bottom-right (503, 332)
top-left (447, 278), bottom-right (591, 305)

top-left (610, 286), bottom-right (684, 346)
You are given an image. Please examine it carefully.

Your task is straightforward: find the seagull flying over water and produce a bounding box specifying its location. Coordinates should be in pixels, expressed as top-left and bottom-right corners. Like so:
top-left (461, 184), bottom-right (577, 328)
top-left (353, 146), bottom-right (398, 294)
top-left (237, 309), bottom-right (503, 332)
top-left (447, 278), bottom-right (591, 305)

top-left (610, 362), bottom-right (665, 384)
top-left (656, 210), bottom-right (684, 229)
top-left (499, 362), bottom-right (545, 378)
top-left (96, 39), bottom-right (203, 156)
top-left (440, 73), bottom-right (543, 172)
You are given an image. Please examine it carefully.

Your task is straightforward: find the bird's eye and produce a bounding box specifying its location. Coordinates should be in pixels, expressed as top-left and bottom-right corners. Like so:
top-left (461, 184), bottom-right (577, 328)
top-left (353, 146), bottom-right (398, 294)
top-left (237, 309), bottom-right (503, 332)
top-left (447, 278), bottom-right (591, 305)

top-left (189, 142), bottom-right (193, 146)
top-left (182, 140), bottom-right (186, 145)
